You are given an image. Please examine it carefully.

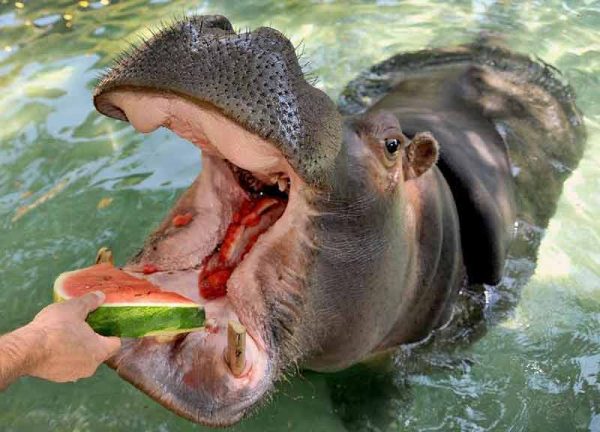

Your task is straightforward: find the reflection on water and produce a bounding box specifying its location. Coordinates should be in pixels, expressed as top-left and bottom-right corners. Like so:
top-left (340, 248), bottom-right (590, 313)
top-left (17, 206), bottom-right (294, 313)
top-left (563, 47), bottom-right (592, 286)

top-left (0, 1), bottom-right (599, 431)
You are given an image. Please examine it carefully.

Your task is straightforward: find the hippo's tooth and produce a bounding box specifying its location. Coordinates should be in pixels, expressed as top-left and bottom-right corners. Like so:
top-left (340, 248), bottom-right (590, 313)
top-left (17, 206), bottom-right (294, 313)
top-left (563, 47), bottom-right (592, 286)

top-left (95, 247), bottom-right (114, 265)
top-left (226, 320), bottom-right (246, 377)
top-left (277, 176), bottom-right (290, 193)
top-left (204, 318), bottom-right (218, 333)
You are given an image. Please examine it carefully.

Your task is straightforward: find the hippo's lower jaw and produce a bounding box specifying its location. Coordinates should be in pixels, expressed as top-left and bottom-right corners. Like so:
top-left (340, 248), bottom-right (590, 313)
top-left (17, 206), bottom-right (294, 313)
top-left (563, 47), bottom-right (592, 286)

top-left (95, 89), bottom-right (313, 425)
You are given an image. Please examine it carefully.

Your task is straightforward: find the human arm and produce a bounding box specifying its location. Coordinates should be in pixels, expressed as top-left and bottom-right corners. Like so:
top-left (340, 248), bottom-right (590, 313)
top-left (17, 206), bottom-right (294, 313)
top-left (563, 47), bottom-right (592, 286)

top-left (0, 292), bottom-right (121, 391)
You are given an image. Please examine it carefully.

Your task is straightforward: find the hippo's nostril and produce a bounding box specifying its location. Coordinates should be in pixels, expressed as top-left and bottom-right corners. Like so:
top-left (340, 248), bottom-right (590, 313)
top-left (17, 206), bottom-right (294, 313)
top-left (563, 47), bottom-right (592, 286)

top-left (185, 14), bottom-right (234, 35)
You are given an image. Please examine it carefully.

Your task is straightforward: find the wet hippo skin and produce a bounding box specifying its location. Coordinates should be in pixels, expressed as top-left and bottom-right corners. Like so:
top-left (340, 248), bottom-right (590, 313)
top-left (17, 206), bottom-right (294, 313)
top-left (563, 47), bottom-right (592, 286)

top-left (89, 16), bottom-right (585, 425)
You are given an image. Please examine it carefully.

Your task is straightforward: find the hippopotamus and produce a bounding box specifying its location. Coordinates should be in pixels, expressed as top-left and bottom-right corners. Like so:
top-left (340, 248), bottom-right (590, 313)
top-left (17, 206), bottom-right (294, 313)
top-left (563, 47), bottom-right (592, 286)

top-left (91, 15), bottom-right (585, 426)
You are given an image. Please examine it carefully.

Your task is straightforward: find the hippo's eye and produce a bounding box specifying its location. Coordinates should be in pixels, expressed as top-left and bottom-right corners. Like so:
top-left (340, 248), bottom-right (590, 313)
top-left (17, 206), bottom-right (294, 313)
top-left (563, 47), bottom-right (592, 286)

top-left (384, 138), bottom-right (400, 157)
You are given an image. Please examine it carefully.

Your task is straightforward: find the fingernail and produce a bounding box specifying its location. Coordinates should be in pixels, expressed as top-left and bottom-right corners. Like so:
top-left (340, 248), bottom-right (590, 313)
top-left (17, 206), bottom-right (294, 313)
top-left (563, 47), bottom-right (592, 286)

top-left (93, 291), bottom-right (106, 302)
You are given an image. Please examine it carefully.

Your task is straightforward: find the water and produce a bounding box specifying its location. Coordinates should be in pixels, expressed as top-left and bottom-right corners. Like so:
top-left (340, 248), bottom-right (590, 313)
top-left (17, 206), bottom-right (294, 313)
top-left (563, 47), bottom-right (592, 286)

top-left (0, 1), bottom-right (599, 431)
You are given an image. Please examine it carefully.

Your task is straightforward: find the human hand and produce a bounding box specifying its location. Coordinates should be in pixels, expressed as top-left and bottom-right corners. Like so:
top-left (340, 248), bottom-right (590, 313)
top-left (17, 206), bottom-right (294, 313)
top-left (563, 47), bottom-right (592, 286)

top-left (23, 292), bottom-right (121, 382)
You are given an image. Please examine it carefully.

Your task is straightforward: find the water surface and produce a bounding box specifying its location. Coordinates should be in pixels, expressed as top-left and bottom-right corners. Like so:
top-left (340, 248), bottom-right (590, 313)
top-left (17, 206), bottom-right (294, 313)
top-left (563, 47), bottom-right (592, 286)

top-left (0, 1), bottom-right (599, 431)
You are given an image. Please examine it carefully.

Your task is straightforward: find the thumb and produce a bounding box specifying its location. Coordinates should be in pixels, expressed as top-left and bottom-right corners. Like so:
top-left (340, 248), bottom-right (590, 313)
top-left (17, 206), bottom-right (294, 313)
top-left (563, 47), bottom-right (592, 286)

top-left (98, 336), bottom-right (122, 360)
top-left (66, 291), bottom-right (105, 319)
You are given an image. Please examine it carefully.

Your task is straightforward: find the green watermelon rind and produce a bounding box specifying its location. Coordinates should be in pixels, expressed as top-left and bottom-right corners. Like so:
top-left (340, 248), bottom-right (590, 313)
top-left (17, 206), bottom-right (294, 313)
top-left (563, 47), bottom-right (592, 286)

top-left (86, 305), bottom-right (205, 338)
top-left (53, 269), bottom-right (205, 338)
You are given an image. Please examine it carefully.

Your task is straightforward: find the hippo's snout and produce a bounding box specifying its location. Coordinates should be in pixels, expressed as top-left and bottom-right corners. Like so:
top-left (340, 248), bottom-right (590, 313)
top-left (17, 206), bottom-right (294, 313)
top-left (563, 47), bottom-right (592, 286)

top-left (94, 14), bottom-right (342, 186)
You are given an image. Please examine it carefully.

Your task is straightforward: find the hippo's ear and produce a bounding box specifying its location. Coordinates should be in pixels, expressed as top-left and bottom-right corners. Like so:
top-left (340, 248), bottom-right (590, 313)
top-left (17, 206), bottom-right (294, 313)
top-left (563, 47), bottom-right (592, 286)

top-left (405, 132), bottom-right (439, 178)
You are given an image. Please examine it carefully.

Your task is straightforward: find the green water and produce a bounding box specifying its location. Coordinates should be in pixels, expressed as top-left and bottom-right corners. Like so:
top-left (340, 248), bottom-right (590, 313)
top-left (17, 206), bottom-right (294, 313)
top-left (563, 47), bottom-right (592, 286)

top-left (0, 0), bottom-right (599, 431)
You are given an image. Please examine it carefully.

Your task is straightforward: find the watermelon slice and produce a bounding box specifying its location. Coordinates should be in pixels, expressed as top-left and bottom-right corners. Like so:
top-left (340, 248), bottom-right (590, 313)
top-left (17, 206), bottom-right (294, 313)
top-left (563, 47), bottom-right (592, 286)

top-left (53, 263), bottom-right (205, 338)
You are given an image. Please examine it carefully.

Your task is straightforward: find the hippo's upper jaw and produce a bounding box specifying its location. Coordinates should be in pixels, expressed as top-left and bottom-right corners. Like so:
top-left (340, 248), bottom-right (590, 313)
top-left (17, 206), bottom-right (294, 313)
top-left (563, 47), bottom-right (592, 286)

top-left (92, 15), bottom-right (342, 426)
top-left (95, 15), bottom-right (342, 186)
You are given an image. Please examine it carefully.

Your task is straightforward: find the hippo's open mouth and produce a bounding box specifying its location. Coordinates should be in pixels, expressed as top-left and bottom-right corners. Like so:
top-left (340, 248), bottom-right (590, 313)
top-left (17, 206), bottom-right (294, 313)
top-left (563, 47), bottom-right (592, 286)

top-left (92, 88), bottom-right (307, 425)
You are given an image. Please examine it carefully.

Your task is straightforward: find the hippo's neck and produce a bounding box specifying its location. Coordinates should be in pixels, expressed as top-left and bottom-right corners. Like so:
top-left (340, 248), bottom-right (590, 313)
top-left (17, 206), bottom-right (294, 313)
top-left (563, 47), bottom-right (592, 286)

top-left (375, 166), bottom-right (465, 351)
top-left (304, 155), bottom-right (464, 371)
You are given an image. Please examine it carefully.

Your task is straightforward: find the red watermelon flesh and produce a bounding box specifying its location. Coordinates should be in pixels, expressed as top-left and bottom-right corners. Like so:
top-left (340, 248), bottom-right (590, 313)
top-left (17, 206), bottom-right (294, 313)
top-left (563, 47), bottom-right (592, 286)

top-left (56, 263), bottom-right (195, 305)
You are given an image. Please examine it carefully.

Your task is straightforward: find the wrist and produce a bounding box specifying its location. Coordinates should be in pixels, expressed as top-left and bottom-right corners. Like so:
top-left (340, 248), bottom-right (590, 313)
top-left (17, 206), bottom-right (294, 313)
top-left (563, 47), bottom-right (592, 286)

top-left (0, 324), bottom-right (45, 389)
top-left (12, 323), bottom-right (48, 376)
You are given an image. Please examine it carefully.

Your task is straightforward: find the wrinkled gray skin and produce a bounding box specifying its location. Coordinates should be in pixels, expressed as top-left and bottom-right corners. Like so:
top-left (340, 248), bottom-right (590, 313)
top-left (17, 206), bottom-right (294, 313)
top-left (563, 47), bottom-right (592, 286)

top-left (93, 15), bottom-right (585, 426)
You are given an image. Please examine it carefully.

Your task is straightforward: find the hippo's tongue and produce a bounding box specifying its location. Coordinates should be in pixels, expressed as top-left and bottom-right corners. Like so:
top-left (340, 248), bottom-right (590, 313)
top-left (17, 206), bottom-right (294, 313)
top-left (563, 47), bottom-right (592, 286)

top-left (198, 197), bottom-right (286, 299)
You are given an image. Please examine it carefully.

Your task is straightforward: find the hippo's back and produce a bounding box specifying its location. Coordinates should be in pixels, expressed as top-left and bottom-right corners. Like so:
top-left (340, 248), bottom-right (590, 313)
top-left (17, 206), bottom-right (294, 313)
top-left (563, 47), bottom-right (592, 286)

top-left (339, 42), bottom-right (586, 288)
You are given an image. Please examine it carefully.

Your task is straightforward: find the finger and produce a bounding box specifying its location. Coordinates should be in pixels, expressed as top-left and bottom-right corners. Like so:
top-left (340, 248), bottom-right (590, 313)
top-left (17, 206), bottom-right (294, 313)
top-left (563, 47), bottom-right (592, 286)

top-left (98, 336), bottom-right (121, 360)
top-left (64, 291), bottom-right (106, 318)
